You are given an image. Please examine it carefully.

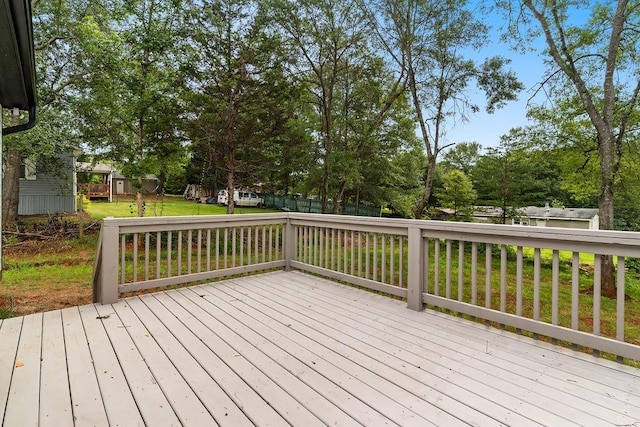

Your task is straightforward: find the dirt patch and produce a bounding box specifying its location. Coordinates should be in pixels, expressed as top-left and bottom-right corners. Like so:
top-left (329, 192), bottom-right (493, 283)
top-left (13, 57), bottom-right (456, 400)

top-left (7, 288), bottom-right (92, 317)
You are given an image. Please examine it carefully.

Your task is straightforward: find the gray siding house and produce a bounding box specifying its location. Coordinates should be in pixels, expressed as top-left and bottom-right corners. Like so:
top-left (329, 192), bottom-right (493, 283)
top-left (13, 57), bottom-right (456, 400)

top-left (18, 151), bottom-right (77, 215)
top-left (472, 205), bottom-right (599, 230)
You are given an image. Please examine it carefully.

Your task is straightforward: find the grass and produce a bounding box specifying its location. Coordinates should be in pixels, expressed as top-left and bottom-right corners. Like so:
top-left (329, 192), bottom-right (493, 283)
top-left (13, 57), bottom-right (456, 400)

top-left (1, 195), bottom-right (276, 315)
top-left (87, 194), bottom-right (270, 219)
top-left (1, 237), bottom-right (96, 316)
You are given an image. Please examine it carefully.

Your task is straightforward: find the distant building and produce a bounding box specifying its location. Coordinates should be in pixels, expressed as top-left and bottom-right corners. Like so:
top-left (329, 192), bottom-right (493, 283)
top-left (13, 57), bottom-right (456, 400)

top-left (472, 204), bottom-right (599, 230)
top-left (77, 162), bottom-right (158, 201)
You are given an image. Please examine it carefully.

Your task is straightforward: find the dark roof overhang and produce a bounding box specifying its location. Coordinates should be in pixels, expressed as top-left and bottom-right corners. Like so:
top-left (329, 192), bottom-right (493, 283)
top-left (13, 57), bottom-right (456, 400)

top-left (0, 0), bottom-right (37, 135)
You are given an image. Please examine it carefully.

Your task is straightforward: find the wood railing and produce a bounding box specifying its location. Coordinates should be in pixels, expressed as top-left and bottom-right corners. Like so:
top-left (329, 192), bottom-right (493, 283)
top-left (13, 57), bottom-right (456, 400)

top-left (94, 213), bottom-right (640, 361)
top-left (81, 183), bottom-right (110, 199)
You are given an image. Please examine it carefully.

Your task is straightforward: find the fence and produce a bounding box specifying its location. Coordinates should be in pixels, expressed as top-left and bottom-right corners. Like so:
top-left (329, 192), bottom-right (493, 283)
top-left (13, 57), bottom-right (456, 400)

top-left (94, 213), bottom-right (640, 361)
top-left (260, 194), bottom-right (382, 217)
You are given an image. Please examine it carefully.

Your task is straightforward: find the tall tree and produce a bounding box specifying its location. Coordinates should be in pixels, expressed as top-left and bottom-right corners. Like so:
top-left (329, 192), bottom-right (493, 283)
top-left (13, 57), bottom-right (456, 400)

top-left (435, 169), bottom-right (476, 220)
top-left (473, 130), bottom-right (564, 223)
top-left (2, 0), bottom-right (105, 227)
top-left (185, 0), bottom-right (302, 213)
top-left (263, 0), bottom-right (406, 213)
top-left (367, 0), bottom-right (522, 218)
top-left (441, 141), bottom-right (482, 176)
top-left (504, 0), bottom-right (640, 294)
top-left (78, 0), bottom-right (186, 216)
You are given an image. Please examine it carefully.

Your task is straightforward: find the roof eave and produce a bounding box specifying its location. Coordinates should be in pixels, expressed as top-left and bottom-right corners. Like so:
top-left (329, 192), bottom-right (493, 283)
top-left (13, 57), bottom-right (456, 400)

top-left (0, 0), bottom-right (37, 135)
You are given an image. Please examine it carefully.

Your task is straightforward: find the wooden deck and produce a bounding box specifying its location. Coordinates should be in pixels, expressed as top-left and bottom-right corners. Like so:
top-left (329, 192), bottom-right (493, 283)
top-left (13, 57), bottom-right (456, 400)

top-left (1, 271), bottom-right (639, 426)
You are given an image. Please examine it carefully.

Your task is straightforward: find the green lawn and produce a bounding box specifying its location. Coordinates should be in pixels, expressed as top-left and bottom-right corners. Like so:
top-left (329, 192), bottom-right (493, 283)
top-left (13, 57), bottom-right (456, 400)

top-left (86, 194), bottom-right (275, 218)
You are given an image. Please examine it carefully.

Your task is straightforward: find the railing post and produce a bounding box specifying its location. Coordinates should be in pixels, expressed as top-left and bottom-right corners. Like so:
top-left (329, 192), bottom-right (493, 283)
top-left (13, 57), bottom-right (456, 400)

top-left (407, 226), bottom-right (425, 311)
top-left (284, 214), bottom-right (294, 271)
top-left (98, 219), bottom-right (119, 304)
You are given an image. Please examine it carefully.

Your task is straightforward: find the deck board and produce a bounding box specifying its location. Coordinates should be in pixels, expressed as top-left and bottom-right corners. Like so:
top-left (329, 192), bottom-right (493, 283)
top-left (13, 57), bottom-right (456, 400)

top-left (252, 272), bottom-right (635, 424)
top-left (39, 311), bottom-right (73, 427)
top-left (0, 271), bottom-right (639, 426)
top-left (4, 313), bottom-right (41, 427)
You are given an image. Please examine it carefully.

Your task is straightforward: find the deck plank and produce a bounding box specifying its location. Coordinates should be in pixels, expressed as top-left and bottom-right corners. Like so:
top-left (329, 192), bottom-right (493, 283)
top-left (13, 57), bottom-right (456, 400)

top-left (93, 302), bottom-right (182, 426)
top-left (39, 310), bottom-right (73, 427)
top-left (4, 313), bottom-right (42, 427)
top-left (0, 317), bottom-right (22, 423)
top-left (277, 271), bottom-right (640, 416)
top-left (144, 292), bottom-right (325, 427)
top-left (110, 298), bottom-right (219, 426)
top-left (168, 288), bottom-right (386, 426)
top-left (78, 304), bottom-right (145, 426)
top-left (0, 271), bottom-right (638, 426)
top-left (272, 271), bottom-right (640, 423)
top-left (62, 306), bottom-right (110, 426)
top-left (201, 281), bottom-right (461, 426)
top-left (126, 293), bottom-right (266, 427)
top-left (215, 277), bottom-right (541, 426)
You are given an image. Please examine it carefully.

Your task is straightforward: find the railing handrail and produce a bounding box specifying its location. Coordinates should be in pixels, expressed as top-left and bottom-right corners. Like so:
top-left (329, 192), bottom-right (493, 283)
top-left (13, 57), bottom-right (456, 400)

top-left (288, 212), bottom-right (640, 247)
top-left (94, 212), bottom-right (640, 361)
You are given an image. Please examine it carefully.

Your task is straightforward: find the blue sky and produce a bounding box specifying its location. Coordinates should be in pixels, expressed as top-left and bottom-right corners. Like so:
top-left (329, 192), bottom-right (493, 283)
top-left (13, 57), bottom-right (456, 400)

top-left (445, 47), bottom-right (548, 150)
top-left (443, 5), bottom-right (551, 151)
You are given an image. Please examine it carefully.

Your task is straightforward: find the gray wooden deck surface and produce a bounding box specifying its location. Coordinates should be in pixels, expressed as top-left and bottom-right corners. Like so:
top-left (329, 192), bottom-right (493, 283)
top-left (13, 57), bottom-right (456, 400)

top-left (0, 271), bottom-right (639, 426)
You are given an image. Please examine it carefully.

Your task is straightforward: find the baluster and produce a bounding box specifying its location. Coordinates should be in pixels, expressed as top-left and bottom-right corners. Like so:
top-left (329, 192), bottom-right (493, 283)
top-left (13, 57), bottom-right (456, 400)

top-left (240, 227), bottom-right (245, 267)
top-left (485, 243), bottom-right (492, 309)
top-left (445, 240), bottom-right (452, 298)
top-left (399, 236), bottom-right (404, 287)
top-left (552, 250), bottom-right (559, 326)
top-left (120, 234), bottom-right (126, 284)
top-left (533, 248), bottom-right (540, 322)
top-left (434, 239), bottom-right (440, 296)
top-left (382, 235), bottom-right (387, 284)
top-left (156, 231), bottom-right (161, 279)
top-left (187, 230), bottom-right (192, 275)
top-left (516, 247), bottom-right (523, 316)
top-left (197, 229), bottom-right (202, 274)
top-left (144, 232), bottom-right (150, 281)
top-left (365, 233), bottom-right (370, 279)
top-left (425, 238), bottom-right (430, 294)
top-left (351, 231), bottom-right (355, 276)
top-left (206, 229), bottom-right (211, 271)
top-left (501, 245), bottom-right (507, 312)
top-left (571, 252), bottom-right (579, 330)
top-left (177, 231), bottom-right (183, 275)
top-left (617, 257), bottom-right (626, 344)
top-left (471, 242), bottom-right (477, 304)
top-left (167, 231), bottom-right (172, 277)
top-left (593, 254), bottom-right (601, 337)
top-left (458, 240), bottom-right (464, 301)
top-left (372, 234), bottom-right (378, 282)
top-left (133, 233), bottom-right (138, 283)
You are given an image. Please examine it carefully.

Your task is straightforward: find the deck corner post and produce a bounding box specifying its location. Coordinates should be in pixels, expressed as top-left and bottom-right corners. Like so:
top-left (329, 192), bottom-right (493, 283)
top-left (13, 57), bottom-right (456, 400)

top-left (407, 226), bottom-right (425, 311)
top-left (284, 215), bottom-right (294, 271)
top-left (98, 219), bottom-right (119, 304)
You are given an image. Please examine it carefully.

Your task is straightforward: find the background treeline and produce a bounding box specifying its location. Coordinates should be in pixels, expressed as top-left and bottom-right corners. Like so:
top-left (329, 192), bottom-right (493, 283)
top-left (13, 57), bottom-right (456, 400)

top-left (4, 0), bottom-right (640, 231)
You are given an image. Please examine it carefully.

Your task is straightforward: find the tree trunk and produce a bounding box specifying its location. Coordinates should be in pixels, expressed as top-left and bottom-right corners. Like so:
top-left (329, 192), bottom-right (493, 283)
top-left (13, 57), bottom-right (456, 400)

top-left (3, 149), bottom-right (22, 230)
top-left (136, 190), bottom-right (144, 217)
top-left (321, 150), bottom-right (330, 214)
top-left (226, 156), bottom-right (235, 215)
top-left (414, 155), bottom-right (436, 218)
top-left (599, 132), bottom-right (617, 295)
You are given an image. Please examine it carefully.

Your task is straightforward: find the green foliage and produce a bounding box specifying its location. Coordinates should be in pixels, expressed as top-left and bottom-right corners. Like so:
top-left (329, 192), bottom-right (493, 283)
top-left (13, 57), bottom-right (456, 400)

top-left (435, 170), bottom-right (476, 220)
top-left (368, 0), bottom-right (523, 218)
top-left (76, 0), bottom-right (188, 216)
top-left (441, 142), bottom-right (482, 175)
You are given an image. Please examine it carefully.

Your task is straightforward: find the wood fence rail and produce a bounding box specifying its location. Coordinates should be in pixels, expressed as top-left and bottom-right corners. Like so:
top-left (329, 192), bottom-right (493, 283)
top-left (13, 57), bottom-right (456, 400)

top-left (94, 213), bottom-right (640, 361)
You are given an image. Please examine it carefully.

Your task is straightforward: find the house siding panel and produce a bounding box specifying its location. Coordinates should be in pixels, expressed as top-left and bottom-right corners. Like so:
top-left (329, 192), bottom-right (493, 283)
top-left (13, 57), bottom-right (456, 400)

top-left (19, 195), bottom-right (75, 215)
top-left (18, 152), bottom-right (76, 215)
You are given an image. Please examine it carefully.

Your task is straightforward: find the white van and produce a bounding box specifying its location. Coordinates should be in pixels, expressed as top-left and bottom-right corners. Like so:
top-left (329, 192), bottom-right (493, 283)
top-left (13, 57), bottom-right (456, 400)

top-left (217, 189), bottom-right (264, 207)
